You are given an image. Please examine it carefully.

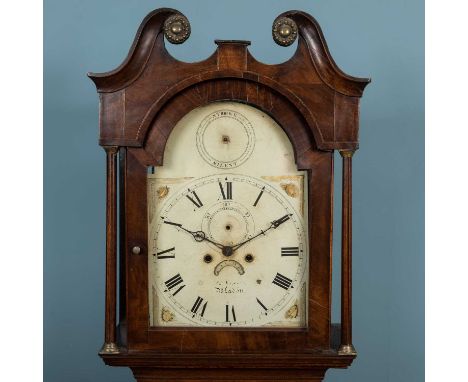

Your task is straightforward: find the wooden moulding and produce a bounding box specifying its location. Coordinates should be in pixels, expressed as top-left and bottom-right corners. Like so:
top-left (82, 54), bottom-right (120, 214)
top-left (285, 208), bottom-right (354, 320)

top-left (88, 8), bottom-right (370, 151)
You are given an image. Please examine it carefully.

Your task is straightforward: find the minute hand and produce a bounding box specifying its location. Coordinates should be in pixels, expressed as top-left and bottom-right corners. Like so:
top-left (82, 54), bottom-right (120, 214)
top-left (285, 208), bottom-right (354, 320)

top-left (271, 213), bottom-right (292, 228)
top-left (231, 214), bottom-right (292, 252)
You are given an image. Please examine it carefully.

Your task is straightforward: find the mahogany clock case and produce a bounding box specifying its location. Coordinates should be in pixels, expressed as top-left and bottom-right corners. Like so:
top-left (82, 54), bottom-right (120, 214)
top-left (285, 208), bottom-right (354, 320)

top-left (45, 1), bottom-right (425, 381)
top-left (88, 7), bottom-right (370, 382)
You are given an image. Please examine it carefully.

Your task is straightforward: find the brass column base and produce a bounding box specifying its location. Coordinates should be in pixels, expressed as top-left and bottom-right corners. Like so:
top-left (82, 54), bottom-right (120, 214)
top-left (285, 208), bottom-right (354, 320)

top-left (338, 344), bottom-right (357, 356)
top-left (99, 342), bottom-right (120, 355)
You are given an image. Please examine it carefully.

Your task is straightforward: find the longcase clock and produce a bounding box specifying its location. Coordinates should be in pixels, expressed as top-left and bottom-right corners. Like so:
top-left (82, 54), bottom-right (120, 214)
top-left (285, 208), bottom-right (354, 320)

top-left (88, 8), bottom-right (370, 382)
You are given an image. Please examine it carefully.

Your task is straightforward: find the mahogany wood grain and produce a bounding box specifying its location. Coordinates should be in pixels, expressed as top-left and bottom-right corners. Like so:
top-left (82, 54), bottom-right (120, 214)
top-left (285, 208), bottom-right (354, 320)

top-left (88, 9), bottom-right (370, 151)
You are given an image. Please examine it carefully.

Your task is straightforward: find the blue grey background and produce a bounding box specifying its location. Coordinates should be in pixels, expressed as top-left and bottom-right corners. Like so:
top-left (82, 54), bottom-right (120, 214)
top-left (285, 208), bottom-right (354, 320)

top-left (44, 0), bottom-right (424, 381)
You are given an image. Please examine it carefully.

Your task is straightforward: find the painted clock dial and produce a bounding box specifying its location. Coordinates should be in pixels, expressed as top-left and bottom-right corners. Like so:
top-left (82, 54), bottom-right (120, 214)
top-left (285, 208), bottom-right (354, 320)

top-left (148, 102), bottom-right (309, 327)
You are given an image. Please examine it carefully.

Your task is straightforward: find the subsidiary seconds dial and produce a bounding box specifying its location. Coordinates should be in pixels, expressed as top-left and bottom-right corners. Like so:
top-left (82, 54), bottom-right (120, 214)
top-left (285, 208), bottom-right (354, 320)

top-left (150, 174), bottom-right (307, 327)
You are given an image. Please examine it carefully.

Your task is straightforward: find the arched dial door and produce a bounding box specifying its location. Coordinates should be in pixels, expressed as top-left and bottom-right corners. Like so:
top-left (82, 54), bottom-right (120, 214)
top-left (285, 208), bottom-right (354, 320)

top-left (148, 102), bottom-right (309, 327)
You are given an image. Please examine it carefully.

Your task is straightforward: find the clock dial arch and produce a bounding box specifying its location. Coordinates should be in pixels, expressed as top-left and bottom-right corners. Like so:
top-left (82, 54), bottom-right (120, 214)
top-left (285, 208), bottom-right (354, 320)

top-left (146, 101), bottom-right (305, 179)
top-left (143, 80), bottom-right (317, 168)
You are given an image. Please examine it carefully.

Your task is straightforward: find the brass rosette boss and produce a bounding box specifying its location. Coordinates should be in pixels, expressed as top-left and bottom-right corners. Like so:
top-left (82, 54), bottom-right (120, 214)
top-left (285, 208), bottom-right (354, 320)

top-left (164, 14), bottom-right (191, 44)
top-left (272, 16), bottom-right (298, 47)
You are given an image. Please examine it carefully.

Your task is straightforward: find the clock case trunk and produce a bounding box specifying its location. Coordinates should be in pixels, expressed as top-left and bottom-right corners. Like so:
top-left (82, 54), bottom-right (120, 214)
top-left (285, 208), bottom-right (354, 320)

top-left (89, 8), bottom-right (370, 381)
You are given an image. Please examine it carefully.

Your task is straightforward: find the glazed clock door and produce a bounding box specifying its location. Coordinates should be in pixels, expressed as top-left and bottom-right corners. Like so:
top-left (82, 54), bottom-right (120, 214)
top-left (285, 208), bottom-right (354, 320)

top-left (147, 102), bottom-right (309, 328)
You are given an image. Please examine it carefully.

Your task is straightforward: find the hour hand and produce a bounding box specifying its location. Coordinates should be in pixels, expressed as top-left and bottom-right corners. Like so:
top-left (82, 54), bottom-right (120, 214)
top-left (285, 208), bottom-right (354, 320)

top-left (163, 220), bottom-right (183, 228)
top-left (271, 214), bottom-right (292, 229)
top-left (163, 219), bottom-right (224, 249)
top-left (163, 219), bottom-right (204, 240)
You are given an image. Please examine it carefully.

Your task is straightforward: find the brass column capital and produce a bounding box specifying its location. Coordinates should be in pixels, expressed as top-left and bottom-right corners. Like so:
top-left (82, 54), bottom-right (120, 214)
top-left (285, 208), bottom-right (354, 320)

top-left (339, 150), bottom-right (355, 158)
top-left (103, 145), bottom-right (119, 155)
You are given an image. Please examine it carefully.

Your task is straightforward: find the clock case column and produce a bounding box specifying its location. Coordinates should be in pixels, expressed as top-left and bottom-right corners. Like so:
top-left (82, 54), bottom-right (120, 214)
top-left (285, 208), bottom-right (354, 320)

top-left (89, 7), bottom-right (370, 381)
top-left (99, 146), bottom-right (120, 355)
top-left (338, 150), bottom-right (357, 356)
